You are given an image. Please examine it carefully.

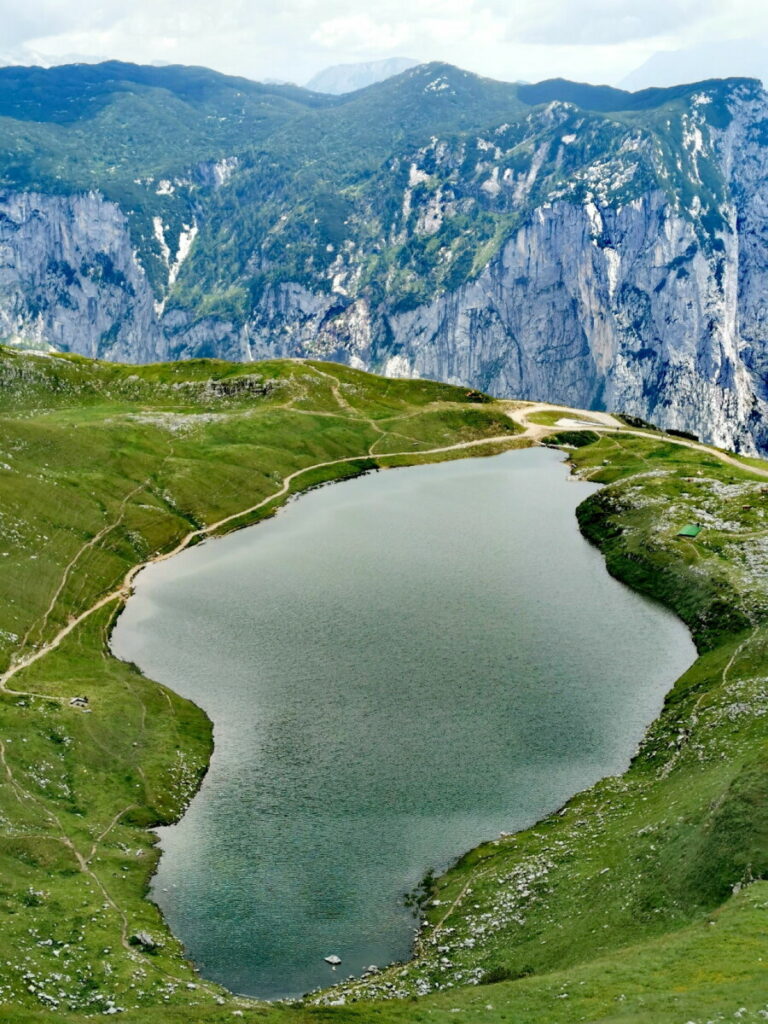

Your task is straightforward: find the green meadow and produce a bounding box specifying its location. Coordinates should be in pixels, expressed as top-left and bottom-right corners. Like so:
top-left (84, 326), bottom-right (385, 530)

top-left (0, 348), bottom-right (766, 1023)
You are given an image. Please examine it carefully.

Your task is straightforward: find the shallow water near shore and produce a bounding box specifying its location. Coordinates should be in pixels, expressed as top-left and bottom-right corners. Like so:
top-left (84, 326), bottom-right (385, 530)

top-left (111, 447), bottom-right (695, 999)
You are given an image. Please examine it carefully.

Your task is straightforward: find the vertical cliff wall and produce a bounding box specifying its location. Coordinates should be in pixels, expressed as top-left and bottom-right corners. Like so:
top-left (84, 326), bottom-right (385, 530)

top-left (0, 72), bottom-right (767, 451)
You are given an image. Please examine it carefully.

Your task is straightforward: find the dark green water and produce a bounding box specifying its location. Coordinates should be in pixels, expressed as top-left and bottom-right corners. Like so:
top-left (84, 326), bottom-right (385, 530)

top-left (111, 447), bottom-right (694, 999)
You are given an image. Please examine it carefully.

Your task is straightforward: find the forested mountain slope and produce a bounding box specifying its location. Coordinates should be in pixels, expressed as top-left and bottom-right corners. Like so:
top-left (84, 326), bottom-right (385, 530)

top-left (1, 61), bottom-right (767, 449)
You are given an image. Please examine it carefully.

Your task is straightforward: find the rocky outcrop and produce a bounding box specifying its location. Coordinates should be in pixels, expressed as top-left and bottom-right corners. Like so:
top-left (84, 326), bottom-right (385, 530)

top-left (236, 185), bottom-right (767, 451)
top-left (378, 192), bottom-right (763, 452)
top-left (0, 192), bottom-right (164, 362)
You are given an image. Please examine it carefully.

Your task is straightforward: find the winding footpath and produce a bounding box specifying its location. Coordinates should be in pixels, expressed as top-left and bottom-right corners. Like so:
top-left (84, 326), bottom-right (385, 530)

top-left (5, 399), bottom-right (768, 695)
top-left (2, 395), bottom-right (768, 1010)
top-left (0, 431), bottom-right (518, 692)
top-left (508, 401), bottom-right (768, 478)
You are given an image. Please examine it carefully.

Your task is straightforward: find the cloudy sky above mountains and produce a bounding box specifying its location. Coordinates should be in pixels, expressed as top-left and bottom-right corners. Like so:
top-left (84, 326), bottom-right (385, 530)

top-left (1, 0), bottom-right (766, 88)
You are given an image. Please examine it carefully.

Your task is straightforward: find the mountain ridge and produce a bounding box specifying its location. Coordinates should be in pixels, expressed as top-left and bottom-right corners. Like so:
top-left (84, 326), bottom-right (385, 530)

top-left (0, 60), bottom-right (766, 450)
top-left (304, 57), bottom-right (421, 94)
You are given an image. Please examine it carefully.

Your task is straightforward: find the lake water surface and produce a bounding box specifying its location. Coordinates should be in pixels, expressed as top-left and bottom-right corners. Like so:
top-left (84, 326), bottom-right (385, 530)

top-left (111, 447), bottom-right (695, 999)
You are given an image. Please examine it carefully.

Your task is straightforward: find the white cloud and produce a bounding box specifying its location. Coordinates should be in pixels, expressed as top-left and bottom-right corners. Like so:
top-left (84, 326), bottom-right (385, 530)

top-left (509, 0), bottom-right (717, 46)
top-left (311, 14), bottom-right (412, 52)
top-left (0, 0), bottom-right (766, 88)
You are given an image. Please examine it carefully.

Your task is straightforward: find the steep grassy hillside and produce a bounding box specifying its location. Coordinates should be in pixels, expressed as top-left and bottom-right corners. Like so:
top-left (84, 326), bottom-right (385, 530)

top-left (0, 347), bottom-right (520, 1020)
top-left (0, 349), bottom-right (766, 1023)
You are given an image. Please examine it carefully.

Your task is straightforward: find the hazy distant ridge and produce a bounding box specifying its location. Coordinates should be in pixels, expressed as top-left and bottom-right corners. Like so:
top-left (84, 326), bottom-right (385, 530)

top-left (305, 57), bottom-right (420, 94)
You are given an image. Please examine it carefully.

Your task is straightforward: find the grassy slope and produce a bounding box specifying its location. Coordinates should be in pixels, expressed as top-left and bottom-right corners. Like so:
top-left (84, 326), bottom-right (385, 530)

top-left (0, 348), bottom-right (521, 1020)
top-left (0, 354), bottom-right (766, 1022)
top-left (316, 434), bottom-right (768, 1021)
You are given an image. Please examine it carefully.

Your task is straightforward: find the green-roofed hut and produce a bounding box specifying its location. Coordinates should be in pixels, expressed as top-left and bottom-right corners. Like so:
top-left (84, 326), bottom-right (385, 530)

top-left (677, 524), bottom-right (702, 538)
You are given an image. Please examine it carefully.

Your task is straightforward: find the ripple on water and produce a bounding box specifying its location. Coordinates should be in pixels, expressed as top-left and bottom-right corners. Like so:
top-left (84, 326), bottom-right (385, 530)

top-left (111, 447), bottom-right (695, 999)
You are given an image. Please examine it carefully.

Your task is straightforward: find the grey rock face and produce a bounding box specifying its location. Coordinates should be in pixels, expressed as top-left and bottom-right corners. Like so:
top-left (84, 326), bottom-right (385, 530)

top-left (380, 193), bottom-right (762, 452)
top-left (0, 191), bottom-right (164, 362)
top-left (238, 184), bottom-right (767, 451)
top-left (1, 88), bottom-right (768, 452)
top-left (232, 88), bottom-right (768, 452)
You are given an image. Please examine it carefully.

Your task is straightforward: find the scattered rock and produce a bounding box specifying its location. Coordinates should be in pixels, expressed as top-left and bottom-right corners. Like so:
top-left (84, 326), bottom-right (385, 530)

top-left (129, 930), bottom-right (162, 952)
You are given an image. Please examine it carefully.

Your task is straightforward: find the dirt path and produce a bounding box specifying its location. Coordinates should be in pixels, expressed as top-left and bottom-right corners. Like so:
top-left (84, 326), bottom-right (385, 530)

top-left (8, 399), bottom-right (768, 697)
top-left (0, 431), bottom-right (519, 693)
top-left (86, 804), bottom-right (136, 864)
top-left (505, 402), bottom-right (625, 441)
top-left (7, 401), bottom-right (768, 696)
top-left (508, 402), bottom-right (768, 479)
top-left (19, 478), bottom-right (151, 653)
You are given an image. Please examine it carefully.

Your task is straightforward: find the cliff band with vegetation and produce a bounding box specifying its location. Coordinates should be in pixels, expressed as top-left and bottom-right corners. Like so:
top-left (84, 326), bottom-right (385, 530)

top-left (1, 62), bottom-right (768, 450)
top-left (0, 348), bottom-right (765, 1022)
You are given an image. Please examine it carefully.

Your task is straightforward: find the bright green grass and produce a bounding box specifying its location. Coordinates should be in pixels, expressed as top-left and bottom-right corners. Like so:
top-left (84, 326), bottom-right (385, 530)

top-left (0, 347), bottom-right (523, 1019)
top-left (0, 350), bottom-right (767, 1023)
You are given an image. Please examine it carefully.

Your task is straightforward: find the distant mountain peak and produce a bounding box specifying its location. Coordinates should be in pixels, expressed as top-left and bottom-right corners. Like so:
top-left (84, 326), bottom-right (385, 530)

top-left (621, 39), bottom-right (768, 91)
top-left (305, 57), bottom-right (420, 95)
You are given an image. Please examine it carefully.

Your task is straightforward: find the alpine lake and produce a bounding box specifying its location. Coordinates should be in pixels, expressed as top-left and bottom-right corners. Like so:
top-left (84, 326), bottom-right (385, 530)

top-left (111, 447), bottom-right (695, 999)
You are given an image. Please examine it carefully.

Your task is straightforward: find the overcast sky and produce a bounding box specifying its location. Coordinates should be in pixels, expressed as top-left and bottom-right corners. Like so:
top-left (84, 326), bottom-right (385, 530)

top-left (0, 0), bottom-right (766, 88)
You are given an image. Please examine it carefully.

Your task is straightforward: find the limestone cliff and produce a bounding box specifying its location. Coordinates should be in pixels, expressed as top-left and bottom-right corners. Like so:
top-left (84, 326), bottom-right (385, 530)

top-left (0, 65), bottom-right (766, 451)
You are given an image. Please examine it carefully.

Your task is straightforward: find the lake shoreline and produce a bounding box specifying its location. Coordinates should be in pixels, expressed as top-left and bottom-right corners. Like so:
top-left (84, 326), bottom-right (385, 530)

top-left (105, 436), bottom-right (526, 1001)
top-left (111, 443), bottom-right (695, 1002)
